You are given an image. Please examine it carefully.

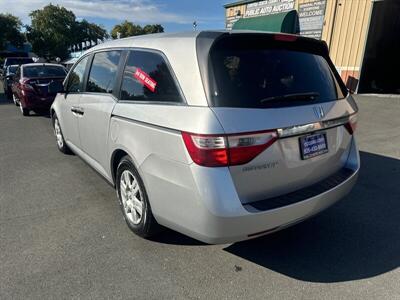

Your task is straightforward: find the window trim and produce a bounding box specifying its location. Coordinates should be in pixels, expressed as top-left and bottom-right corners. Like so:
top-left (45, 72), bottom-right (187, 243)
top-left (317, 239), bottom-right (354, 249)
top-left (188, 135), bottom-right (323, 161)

top-left (64, 47), bottom-right (187, 105)
top-left (117, 47), bottom-right (187, 105)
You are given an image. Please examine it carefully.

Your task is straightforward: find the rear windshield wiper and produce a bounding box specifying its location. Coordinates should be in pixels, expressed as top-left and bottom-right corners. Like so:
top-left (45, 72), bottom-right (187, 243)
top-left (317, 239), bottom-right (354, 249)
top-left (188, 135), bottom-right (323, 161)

top-left (260, 92), bottom-right (320, 104)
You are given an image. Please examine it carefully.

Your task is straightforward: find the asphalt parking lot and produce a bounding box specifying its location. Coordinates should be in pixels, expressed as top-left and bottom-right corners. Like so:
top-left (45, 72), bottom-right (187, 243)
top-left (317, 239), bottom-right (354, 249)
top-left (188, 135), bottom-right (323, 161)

top-left (1, 81), bottom-right (399, 299)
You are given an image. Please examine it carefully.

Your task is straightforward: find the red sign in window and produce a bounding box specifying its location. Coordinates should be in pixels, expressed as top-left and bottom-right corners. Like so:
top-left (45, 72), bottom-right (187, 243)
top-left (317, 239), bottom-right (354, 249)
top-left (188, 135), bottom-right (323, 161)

top-left (133, 68), bottom-right (157, 92)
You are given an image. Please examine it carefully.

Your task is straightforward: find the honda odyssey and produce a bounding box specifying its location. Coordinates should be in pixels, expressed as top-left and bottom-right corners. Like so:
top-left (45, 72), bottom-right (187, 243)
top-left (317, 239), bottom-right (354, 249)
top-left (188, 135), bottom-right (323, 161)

top-left (50, 31), bottom-right (359, 244)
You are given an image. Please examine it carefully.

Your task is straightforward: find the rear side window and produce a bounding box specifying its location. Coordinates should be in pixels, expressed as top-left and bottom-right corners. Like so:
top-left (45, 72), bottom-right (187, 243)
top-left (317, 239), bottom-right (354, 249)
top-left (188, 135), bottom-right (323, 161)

top-left (66, 56), bottom-right (89, 93)
top-left (120, 50), bottom-right (182, 103)
top-left (87, 51), bottom-right (121, 94)
top-left (209, 35), bottom-right (346, 108)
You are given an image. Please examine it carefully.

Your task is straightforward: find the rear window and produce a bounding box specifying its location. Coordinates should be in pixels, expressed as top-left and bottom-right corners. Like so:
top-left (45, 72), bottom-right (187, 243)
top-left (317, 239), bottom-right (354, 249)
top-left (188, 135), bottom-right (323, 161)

top-left (209, 35), bottom-right (346, 108)
top-left (8, 66), bottom-right (18, 73)
top-left (23, 66), bottom-right (66, 78)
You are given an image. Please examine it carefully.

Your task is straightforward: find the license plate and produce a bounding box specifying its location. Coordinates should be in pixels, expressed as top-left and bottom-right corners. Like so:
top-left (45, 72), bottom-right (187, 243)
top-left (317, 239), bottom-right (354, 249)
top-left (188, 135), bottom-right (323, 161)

top-left (299, 132), bottom-right (328, 160)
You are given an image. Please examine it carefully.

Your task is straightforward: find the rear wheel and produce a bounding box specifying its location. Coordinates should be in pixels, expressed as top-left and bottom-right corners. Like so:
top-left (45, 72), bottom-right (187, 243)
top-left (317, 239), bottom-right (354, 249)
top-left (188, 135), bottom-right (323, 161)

top-left (53, 115), bottom-right (72, 154)
top-left (19, 101), bottom-right (29, 116)
top-left (116, 156), bottom-right (160, 238)
top-left (12, 94), bottom-right (19, 106)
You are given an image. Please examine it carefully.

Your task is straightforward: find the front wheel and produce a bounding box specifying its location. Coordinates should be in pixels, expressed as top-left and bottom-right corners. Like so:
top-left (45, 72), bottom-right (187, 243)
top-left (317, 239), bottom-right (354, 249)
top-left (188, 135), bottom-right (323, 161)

top-left (116, 156), bottom-right (161, 238)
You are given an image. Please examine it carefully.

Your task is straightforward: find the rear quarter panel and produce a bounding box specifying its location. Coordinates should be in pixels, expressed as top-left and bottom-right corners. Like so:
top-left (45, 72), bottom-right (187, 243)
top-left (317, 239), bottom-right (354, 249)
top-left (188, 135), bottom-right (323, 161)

top-left (108, 103), bottom-right (225, 224)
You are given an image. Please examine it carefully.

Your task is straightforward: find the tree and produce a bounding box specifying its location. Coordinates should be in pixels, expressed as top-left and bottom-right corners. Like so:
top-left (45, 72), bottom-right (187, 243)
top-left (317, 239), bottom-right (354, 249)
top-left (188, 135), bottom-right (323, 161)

top-left (76, 19), bottom-right (109, 45)
top-left (111, 21), bottom-right (164, 39)
top-left (0, 14), bottom-right (25, 50)
top-left (26, 4), bottom-right (108, 60)
top-left (111, 21), bottom-right (143, 39)
top-left (27, 4), bottom-right (76, 59)
top-left (142, 24), bottom-right (164, 34)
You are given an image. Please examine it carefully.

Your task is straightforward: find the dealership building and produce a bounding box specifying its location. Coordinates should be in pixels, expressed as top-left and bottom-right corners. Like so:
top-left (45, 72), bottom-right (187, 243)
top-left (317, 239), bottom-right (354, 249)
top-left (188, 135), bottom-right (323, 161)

top-left (224, 0), bottom-right (400, 94)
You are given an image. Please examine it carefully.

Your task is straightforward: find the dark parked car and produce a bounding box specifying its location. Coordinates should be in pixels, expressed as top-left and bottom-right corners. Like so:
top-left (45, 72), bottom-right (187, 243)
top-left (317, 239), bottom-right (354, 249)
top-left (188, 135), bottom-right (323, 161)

top-left (2, 57), bottom-right (33, 74)
top-left (2, 64), bottom-right (18, 99)
top-left (11, 63), bottom-right (67, 116)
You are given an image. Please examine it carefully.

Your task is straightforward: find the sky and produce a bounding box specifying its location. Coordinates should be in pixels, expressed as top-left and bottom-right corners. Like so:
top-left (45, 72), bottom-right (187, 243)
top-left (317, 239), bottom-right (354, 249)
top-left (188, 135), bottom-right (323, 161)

top-left (0, 0), bottom-right (229, 32)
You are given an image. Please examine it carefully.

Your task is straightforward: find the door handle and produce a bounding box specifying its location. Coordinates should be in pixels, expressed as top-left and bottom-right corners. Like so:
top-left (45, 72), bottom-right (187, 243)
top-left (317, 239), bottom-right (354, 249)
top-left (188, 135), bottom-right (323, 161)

top-left (71, 106), bottom-right (84, 115)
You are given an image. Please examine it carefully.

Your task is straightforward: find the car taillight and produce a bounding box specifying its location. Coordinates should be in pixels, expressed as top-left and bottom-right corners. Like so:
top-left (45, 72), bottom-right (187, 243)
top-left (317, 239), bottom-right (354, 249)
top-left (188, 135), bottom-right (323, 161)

top-left (345, 114), bottom-right (358, 135)
top-left (20, 78), bottom-right (34, 91)
top-left (274, 34), bottom-right (298, 42)
top-left (182, 130), bottom-right (278, 167)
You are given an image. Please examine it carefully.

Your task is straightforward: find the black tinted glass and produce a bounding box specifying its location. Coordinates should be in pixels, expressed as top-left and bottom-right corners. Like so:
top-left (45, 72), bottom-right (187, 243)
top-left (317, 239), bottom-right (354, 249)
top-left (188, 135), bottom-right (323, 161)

top-left (67, 56), bottom-right (89, 93)
top-left (120, 50), bottom-right (182, 103)
top-left (87, 51), bottom-right (121, 94)
top-left (6, 58), bottom-right (33, 66)
top-left (210, 36), bottom-right (345, 108)
top-left (23, 66), bottom-right (66, 78)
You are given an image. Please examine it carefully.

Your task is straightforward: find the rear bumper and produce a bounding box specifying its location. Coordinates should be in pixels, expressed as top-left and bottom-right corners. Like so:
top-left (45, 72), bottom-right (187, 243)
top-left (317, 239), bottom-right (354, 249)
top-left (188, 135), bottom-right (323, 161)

top-left (197, 167), bottom-right (358, 244)
top-left (21, 93), bottom-right (55, 110)
top-left (149, 137), bottom-right (360, 244)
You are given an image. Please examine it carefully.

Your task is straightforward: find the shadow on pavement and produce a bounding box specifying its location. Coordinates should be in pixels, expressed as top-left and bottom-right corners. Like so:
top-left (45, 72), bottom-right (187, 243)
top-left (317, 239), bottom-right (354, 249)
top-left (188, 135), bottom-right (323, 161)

top-left (0, 91), bottom-right (12, 105)
top-left (149, 229), bottom-right (207, 246)
top-left (224, 151), bottom-right (400, 282)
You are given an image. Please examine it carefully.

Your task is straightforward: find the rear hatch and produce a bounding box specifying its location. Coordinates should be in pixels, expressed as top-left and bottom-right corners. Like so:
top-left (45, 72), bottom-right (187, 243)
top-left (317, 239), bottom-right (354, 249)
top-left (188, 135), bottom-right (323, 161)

top-left (202, 33), bottom-right (357, 204)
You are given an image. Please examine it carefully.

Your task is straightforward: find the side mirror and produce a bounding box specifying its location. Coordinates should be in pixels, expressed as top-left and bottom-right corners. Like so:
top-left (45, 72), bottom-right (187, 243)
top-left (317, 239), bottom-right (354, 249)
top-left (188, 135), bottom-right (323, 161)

top-left (48, 81), bottom-right (65, 94)
top-left (6, 73), bottom-right (15, 79)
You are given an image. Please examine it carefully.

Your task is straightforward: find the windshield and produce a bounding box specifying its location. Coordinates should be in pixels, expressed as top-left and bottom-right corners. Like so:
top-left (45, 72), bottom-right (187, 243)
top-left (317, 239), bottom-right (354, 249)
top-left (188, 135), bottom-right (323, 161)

top-left (23, 66), bottom-right (67, 78)
top-left (209, 36), bottom-right (346, 108)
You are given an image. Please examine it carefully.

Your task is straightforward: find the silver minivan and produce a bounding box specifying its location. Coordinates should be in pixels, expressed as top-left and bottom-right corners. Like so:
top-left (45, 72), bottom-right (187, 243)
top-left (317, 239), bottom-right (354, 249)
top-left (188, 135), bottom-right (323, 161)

top-left (50, 31), bottom-right (359, 244)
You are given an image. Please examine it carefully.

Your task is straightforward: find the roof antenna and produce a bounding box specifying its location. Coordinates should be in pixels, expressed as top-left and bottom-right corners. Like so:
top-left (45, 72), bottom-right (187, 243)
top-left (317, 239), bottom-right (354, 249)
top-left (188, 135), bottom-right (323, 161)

top-left (193, 21), bottom-right (197, 31)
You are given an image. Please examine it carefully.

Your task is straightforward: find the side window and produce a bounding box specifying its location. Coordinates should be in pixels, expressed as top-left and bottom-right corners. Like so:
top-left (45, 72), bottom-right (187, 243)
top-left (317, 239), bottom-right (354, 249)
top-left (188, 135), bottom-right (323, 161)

top-left (66, 56), bottom-right (89, 93)
top-left (120, 50), bottom-right (182, 103)
top-left (87, 51), bottom-right (121, 94)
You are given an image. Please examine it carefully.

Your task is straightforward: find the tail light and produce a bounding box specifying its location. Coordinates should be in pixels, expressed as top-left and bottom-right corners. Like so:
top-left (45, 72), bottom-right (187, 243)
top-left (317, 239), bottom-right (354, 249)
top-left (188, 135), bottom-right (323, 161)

top-left (20, 78), bottom-right (34, 92)
top-left (182, 130), bottom-right (278, 167)
top-left (274, 34), bottom-right (298, 42)
top-left (345, 113), bottom-right (358, 135)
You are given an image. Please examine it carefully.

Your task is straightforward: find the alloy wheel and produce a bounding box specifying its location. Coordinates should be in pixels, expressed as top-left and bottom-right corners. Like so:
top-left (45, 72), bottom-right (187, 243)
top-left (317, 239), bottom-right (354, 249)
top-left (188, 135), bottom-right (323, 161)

top-left (54, 118), bottom-right (64, 148)
top-left (120, 170), bottom-right (144, 225)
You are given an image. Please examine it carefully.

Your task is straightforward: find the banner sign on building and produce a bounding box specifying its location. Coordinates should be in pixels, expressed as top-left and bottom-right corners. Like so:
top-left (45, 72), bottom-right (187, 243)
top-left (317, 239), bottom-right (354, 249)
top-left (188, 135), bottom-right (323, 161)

top-left (298, 0), bottom-right (327, 39)
top-left (244, 0), bottom-right (295, 18)
top-left (226, 15), bottom-right (242, 30)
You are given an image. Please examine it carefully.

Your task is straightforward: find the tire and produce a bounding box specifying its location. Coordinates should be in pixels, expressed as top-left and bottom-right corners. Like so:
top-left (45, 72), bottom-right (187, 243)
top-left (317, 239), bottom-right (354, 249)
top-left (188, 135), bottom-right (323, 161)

top-left (19, 102), bottom-right (29, 116)
top-left (6, 89), bottom-right (12, 100)
top-left (116, 156), bottom-right (160, 238)
top-left (12, 94), bottom-right (19, 106)
top-left (52, 114), bottom-right (72, 154)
